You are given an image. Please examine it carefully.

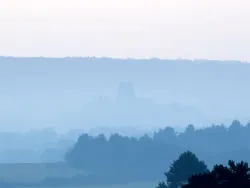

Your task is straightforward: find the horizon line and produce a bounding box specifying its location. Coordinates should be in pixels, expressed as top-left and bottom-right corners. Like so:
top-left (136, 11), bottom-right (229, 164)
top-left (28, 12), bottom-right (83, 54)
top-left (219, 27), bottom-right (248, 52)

top-left (0, 56), bottom-right (249, 63)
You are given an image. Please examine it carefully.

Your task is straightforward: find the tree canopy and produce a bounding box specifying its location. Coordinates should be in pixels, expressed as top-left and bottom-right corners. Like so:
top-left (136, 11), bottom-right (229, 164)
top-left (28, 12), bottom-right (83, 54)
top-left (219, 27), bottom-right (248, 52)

top-left (165, 151), bottom-right (208, 188)
top-left (156, 151), bottom-right (208, 188)
top-left (182, 160), bottom-right (250, 188)
top-left (65, 120), bottom-right (250, 183)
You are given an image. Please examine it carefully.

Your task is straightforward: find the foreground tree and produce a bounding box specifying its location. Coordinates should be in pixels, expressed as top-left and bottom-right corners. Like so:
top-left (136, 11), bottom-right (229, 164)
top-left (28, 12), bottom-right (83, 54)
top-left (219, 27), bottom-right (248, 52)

top-left (157, 151), bottom-right (209, 188)
top-left (182, 160), bottom-right (250, 188)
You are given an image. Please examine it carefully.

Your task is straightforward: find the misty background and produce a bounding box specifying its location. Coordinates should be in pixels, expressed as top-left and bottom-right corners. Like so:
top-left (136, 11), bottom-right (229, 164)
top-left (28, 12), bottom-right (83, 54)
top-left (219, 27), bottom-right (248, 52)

top-left (1, 0), bottom-right (250, 187)
top-left (0, 57), bottom-right (250, 164)
top-left (1, 57), bottom-right (250, 133)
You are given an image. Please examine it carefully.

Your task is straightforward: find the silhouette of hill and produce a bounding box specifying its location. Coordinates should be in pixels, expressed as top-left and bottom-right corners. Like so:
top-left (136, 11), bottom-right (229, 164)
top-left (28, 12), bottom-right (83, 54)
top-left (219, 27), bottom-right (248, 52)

top-left (1, 57), bottom-right (250, 132)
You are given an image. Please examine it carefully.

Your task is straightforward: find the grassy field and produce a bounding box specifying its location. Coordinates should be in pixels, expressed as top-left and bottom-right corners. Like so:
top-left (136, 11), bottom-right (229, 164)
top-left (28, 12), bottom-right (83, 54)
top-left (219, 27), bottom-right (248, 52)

top-left (0, 163), bottom-right (85, 184)
top-left (0, 163), bottom-right (158, 188)
top-left (21, 181), bottom-right (157, 188)
top-left (85, 181), bottom-right (157, 188)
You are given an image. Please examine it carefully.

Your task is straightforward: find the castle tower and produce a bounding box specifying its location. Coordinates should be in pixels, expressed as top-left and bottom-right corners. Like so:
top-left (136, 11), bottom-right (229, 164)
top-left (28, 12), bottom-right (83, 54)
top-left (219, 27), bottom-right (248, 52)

top-left (116, 82), bottom-right (136, 103)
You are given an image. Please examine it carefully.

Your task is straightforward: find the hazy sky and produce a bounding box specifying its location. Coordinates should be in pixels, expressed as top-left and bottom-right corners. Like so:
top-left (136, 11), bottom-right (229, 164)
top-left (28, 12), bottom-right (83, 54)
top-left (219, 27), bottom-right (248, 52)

top-left (1, 0), bottom-right (250, 61)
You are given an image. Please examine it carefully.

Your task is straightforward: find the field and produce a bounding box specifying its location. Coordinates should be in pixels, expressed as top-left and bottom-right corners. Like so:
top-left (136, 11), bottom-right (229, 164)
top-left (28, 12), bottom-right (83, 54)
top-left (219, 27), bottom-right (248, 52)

top-left (21, 182), bottom-right (157, 188)
top-left (0, 163), bottom-right (157, 188)
top-left (85, 181), bottom-right (157, 188)
top-left (0, 163), bottom-right (85, 184)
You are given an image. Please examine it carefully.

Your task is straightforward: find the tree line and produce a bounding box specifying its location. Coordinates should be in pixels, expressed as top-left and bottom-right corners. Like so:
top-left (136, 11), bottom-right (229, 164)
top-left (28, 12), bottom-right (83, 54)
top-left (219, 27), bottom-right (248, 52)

top-left (65, 120), bottom-right (250, 182)
top-left (157, 151), bottom-right (250, 188)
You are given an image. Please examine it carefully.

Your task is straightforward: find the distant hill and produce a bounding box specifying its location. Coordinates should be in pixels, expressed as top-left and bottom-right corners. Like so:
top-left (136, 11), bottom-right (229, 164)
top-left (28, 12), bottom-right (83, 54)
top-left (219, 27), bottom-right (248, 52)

top-left (0, 57), bottom-right (250, 132)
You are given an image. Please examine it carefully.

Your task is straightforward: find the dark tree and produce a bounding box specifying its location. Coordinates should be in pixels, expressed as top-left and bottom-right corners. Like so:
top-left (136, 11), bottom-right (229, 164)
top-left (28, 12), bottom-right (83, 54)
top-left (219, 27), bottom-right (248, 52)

top-left (160, 151), bottom-right (208, 188)
top-left (182, 160), bottom-right (250, 188)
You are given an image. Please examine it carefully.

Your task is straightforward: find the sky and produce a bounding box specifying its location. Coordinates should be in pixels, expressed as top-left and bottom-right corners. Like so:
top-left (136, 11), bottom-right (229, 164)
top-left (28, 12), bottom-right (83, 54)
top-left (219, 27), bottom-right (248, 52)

top-left (1, 0), bottom-right (250, 61)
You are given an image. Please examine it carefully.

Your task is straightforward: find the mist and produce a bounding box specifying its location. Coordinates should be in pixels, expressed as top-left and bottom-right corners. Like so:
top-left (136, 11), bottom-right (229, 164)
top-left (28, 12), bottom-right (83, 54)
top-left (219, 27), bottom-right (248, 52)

top-left (0, 57), bottom-right (250, 133)
top-left (1, 0), bottom-right (250, 187)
